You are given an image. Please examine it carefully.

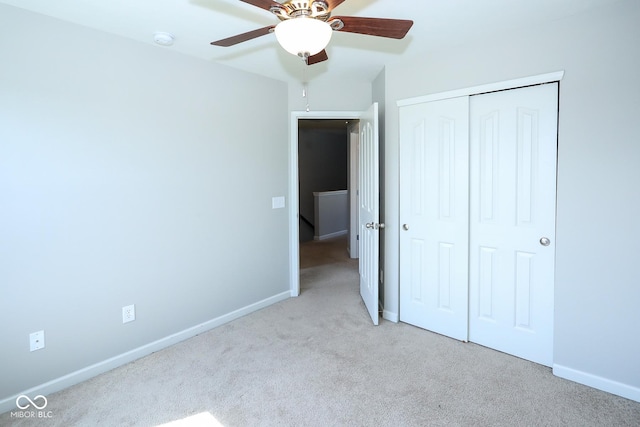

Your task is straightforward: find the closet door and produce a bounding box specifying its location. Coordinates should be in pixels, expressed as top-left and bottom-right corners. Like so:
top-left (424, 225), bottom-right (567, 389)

top-left (399, 97), bottom-right (470, 341)
top-left (468, 83), bottom-right (558, 366)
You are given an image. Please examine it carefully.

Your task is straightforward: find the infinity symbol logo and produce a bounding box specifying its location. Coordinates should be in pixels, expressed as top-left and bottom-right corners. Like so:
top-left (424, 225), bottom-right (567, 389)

top-left (16, 395), bottom-right (48, 410)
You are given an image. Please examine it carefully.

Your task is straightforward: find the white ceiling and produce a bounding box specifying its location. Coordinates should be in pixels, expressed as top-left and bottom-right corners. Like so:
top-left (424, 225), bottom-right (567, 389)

top-left (0, 0), bottom-right (624, 84)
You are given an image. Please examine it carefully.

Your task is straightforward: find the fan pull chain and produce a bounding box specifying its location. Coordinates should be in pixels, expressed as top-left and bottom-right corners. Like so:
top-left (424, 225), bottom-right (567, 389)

top-left (305, 85), bottom-right (310, 112)
top-left (302, 65), bottom-right (310, 112)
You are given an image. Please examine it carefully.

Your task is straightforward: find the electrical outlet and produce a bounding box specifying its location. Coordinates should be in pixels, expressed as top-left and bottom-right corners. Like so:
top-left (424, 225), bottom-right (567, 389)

top-left (30, 331), bottom-right (45, 352)
top-left (122, 304), bottom-right (135, 324)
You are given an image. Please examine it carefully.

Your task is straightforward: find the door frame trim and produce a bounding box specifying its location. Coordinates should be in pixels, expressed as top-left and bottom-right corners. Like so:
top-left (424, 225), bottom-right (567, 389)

top-left (289, 110), bottom-right (364, 297)
top-left (397, 71), bottom-right (565, 107)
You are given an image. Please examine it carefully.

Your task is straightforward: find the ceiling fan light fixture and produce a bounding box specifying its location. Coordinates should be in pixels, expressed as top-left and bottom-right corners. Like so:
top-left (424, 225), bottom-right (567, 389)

top-left (274, 17), bottom-right (332, 57)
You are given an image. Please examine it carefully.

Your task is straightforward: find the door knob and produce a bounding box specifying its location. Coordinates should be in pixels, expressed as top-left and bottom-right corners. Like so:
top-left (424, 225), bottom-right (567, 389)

top-left (365, 222), bottom-right (384, 230)
top-left (540, 237), bottom-right (551, 246)
top-left (403, 224), bottom-right (410, 231)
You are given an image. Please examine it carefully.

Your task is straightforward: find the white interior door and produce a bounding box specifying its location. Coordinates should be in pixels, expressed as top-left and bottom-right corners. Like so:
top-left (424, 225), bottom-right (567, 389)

top-left (468, 83), bottom-right (558, 366)
top-left (399, 97), bottom-right (470, 340)
top-left (359, 103), bottom-right (380, 325)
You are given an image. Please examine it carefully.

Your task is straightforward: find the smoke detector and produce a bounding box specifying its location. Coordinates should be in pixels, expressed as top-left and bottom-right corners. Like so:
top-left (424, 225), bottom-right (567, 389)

top-left (153, 32), bottom-right (175, 46)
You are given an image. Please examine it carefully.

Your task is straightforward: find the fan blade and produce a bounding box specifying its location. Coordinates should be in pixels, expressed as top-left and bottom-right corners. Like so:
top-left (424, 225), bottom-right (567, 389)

top-left (240, 0), bottom-right (282, 11)
top-left (307, 49), bottom-right (328, 65)
top-left (331, 16), bottom-right (413, 39)
top-left (325, 0), bottom-right (347, 11)
top-left (210, 25), bottom-right (275, 47)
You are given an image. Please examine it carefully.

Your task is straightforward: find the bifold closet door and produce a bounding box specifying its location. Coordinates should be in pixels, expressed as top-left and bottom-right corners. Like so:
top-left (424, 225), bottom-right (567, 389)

top-left (468, 83), bottom-right (558, 366)
top-left (399, 96), bottom-right (470, 341)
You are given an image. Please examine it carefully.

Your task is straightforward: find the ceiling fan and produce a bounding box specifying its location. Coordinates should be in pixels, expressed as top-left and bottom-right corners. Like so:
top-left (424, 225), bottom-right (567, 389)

top-left (211, 0), bottom-right (413, 65)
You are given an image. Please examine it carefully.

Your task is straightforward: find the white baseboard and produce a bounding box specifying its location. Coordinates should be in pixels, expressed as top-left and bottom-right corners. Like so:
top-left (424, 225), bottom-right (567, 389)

top-left (314, 230), bottom-right (348, 241)
top-left (553, 364), bottom-right (640, 403)
top-left (383, 310), bottom-right (399, 323)
top-left (0, 291), bottom-right (291, 415)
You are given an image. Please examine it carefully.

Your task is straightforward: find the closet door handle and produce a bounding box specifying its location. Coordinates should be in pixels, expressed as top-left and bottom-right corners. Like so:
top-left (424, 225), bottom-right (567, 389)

top-left (403, 224), bottom-right (410, 231)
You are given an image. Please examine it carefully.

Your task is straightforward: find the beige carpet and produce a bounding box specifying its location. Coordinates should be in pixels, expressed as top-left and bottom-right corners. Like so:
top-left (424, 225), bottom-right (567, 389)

top-left (2, 236), bottom-right (639, 426)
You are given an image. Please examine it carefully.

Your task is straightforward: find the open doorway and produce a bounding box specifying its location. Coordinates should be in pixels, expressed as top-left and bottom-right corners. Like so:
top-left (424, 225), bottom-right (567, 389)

top-left (288, 111), bottom-right (363, 297)
top-left (297, 119), bottom-right (359, 246)
top-left (297, 118), bottom-right (359, 290)
top-left (288, 105), bottom-right (381, 325)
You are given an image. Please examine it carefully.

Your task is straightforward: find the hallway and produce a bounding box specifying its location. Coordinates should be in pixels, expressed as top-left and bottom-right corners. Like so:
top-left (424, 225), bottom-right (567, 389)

top-left (299, 235), bottom-right (359, 295)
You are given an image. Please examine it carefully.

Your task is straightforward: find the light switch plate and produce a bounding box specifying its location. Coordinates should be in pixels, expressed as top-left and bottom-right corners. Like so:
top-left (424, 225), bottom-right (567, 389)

top-left (272, 196), bottom-right (285, 209)
top-left (30, 330), bottom-right (45, 352)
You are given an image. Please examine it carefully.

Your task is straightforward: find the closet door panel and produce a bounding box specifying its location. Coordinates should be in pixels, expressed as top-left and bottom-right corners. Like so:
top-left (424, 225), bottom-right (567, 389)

top-left (399, 97), bottom-right (470, 341)
top-left (468, 83), bottom-right (558, 366)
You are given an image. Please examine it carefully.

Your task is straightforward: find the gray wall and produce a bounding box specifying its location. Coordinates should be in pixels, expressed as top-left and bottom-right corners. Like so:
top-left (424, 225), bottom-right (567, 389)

top-left (298, 127), bottom-right (348, 230)
top-left (383, 0), bottom-right (640, 399)
top-left (288, 79), bottom-right (371, 112)
top-left (0, 4), bottom-right (289, 405)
